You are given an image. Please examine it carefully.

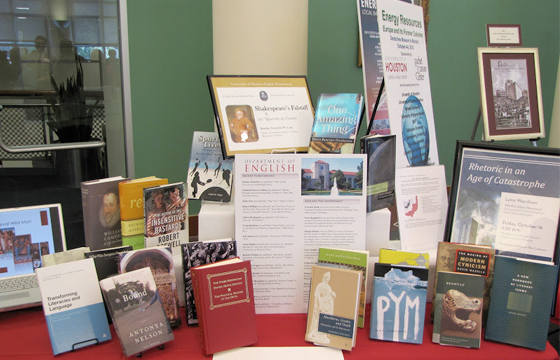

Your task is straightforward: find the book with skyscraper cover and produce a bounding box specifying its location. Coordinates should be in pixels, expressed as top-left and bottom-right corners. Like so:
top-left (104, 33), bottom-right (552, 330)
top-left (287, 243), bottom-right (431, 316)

top-left (81, 176), bottom-right (128, 250)
top-left (432, 271), bottom-right (485, 348)
top-left (485, 256), bottom-right (558, 351)
top-left (317, 247), bottom-right (369, 328)
top-left (99, 266), bottom-right (174, 357)
top-left (308, 93), bottom-right (364, 154)
top-left (35, 258), bottom-right (111, 355)
top-left (187, 131), bottom-right (234, 202)
top-left (369, 263), bottom-right (429, 344)
top-left (360, 134), bottom-right (396, 212)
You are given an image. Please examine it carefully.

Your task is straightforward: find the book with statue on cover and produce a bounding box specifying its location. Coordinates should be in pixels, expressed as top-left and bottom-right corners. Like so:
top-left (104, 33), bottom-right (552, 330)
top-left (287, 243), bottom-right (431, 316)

top-left (305, 265), bottom-right (361, 351)
top-left (191, 258), bottom-right (257, 355)
top-left (308, 93), bottom-right (364, 154)
top-left (99, 266), bottom-right (174, 357)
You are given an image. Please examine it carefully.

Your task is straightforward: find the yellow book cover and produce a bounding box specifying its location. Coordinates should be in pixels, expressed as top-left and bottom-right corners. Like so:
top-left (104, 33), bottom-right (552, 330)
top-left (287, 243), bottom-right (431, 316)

top-left (118, 177), bottom-right (168, 220)
top-left (378, 248), bottom-right (429, 268)
top-left (121, 218), bottom-right (144, 237)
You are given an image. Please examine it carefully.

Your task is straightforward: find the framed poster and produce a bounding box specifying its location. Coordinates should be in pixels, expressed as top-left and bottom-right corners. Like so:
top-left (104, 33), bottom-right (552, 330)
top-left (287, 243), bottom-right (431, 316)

top-left (207, 76), bottom-right (315, 158)
top-left (444, 141), bottom-right (560, 263)
top-left (477, 47), bottom-right (545, 141)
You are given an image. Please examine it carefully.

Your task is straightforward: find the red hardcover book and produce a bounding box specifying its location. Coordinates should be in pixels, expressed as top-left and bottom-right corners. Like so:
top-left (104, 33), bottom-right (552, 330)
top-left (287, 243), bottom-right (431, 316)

top-left (191, 258), bottom-right (258, 355)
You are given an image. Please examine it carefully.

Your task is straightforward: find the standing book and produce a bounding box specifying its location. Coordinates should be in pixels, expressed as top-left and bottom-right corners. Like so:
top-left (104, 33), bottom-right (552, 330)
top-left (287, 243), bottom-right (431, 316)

top-left (485, 256), bottom-right (558, 351)
top-left (35, 258), bottom-right (111, 355)
top-left (360, 134), bottom-right (396, 212)
top-left (369, 263), bottom-right (429, 344)
top-left (99, 267), bottom-right (174, 357)
top-left (305, 265), bottom-right (361, 351)
top-left (378, 248), bottom-right (429, 268)
top-left (119, 176), bottom-right (168, 249)
top-left (308, 93), bottom-right (364, 154)
top-left (182, 239), bottom-right (237, 325)
top-left (187, 131), bottom-right (234, 202)
top-left (432, 271), bottom-right (485, 348)
top-left (191, 258), bottom-right (258, 355)
top-left (81, 176), bottom-right (128, 250)
top-left (317, 247), bottom-right (369, 328)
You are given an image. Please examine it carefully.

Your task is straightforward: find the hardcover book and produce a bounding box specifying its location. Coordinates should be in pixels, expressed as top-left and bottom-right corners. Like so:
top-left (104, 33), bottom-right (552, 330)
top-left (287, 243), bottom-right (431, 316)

top-left (305, 265), bottom-right (361, 351)
top-left (81, 176), bottom-right (128, 250)
top-left (35, 258), bottom-right (111, 355)
top-left (369, 263), bottom-right (429, 344)
top-left (119, 247), bottom-right (182, 328)
top-left (485, 256), bottom-right (558, 351)
top-left (119, 176), bottom-right (168, 249)
top-left (308, 93), bottom-right (364, 154)
top-left (433, 242), bottom-right (495, 323)
top-left (191, 258), bottom-right (258, 355)
top-left (378, 248), bottom-right (429, 268)
top-left (187, 131), bottom-right (234, 202)
top-left (432, 271), bottom-right (485, 348)
top-left (99, 266), bottom-right (174, 357)
top-left (360, 134), bottom-right (396, 212)
top-left (317, 247), bottom-right (369, 328)
top-left (182, 239), bottom-right (237, 325)
top-left (84, 245), bottom-right (133, 281)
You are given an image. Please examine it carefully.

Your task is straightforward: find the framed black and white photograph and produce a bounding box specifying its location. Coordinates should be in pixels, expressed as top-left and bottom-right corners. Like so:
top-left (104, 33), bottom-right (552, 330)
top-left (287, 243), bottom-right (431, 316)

top-left (207, 75), bottom-right (315, 158)
top-left (477, 47), bottom-right (545, 141)
top-left (444, 140), bottom-right (559, 263)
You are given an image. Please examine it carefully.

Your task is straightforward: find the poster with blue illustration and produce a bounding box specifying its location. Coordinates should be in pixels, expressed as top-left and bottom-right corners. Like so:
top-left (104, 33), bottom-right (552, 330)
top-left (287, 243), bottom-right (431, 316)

top-left (377, 0), bottom-right (439, 168)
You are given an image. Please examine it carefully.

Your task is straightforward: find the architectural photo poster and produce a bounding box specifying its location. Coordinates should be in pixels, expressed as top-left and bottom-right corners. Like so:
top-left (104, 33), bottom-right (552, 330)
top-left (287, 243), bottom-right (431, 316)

top-left (234, 154), bottom-right (367, 314)
top-left (377, 0), bottom-right (439, 168)
top-left (445, 141), bottom-right (560, 263)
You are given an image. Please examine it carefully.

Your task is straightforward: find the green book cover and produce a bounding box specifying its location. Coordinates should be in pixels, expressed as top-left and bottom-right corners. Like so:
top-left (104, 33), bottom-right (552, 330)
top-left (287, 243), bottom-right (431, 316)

top-left (317, 247), bottom-right (369, 328)
top-left (485, 256), bottom-right (558, 351)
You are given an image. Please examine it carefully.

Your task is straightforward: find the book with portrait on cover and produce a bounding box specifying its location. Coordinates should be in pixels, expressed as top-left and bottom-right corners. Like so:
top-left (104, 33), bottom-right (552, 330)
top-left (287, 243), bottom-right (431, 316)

top-left (191, 258), bottom-right (257, 356)
top-left (99, 267), bottom-right (174, 357)
top-left (305, 265), bottom-right (361, 351)
top-left (35, 258), bottom-right (111, 355)
top-left (308, 93), bottom-right (364, 155)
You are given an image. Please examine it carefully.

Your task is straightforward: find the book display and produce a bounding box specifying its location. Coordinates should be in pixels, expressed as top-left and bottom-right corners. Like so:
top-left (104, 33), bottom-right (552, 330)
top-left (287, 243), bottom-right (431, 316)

top-left (2, 2), bottom-right (560, 360)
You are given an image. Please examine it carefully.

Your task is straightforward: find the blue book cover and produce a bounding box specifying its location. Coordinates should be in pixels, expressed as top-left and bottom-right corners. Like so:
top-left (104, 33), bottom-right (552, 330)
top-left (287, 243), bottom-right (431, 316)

top-left (485, 256), bottom-right (558, 351)
top-left (35, 258), bottom-right (111, 355)
top-left (308, 93), bottom-right (364, 154)
top-left (369, 263), bottom-right (429, 344)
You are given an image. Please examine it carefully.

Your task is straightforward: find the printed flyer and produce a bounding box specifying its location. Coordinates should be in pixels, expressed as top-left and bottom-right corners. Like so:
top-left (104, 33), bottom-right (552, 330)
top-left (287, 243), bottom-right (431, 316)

top-left (377, 0), bottom-right (439, 168)
top-left (234, 154), bottom-right (367, 314)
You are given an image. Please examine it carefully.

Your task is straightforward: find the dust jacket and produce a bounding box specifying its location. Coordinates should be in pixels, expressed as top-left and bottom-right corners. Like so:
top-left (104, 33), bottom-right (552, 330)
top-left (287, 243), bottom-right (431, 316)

top-left (369, 263), bottom-right (429, 344)
top-left (191, 258), bottom-right (257, 355)
top-left (305, 265), bottom-right (361, 351)
top-left (360, 134), bottom-right (396, 212)
top-left (485, 256), bottom-right (558, 351)
top-left (432, 271), bottom-right (485, 348)
top-left (182, 239), bottom-right (237, 325)
top-left (35, 258), bottom-right (111, 355)
top-left (99, 266), bottom-right (174, 357)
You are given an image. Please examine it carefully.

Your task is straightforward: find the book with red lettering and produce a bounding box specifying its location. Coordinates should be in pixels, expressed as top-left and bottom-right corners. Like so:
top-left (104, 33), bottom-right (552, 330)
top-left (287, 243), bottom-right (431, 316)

top-left (191, 258), bottom-right (257, 355)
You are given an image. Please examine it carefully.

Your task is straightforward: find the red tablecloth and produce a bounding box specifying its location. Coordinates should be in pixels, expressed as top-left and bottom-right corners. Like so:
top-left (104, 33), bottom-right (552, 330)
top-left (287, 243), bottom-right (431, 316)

top-left (0, 304), bottom-right (558, 360)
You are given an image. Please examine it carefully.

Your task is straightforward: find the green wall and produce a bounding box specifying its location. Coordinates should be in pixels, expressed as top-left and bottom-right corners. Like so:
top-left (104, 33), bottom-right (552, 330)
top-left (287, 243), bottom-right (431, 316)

top-left (127, 0), bottom-right (559, 216)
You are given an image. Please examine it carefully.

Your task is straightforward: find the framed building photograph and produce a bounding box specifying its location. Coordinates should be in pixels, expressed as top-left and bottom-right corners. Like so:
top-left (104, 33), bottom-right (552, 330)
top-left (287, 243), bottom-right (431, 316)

top-left (207, 75), bottom-right (315, 158)
top-left (444, 140), bottom-right (559, 263)
top-left (477, 47), bottom-right (545, 141)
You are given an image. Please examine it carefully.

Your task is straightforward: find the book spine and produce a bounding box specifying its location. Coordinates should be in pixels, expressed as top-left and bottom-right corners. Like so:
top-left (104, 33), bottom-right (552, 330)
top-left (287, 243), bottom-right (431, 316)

top-left (81, 186), bottom-right (92, 248)
top-left (191, 268), bottom-right (210, 356)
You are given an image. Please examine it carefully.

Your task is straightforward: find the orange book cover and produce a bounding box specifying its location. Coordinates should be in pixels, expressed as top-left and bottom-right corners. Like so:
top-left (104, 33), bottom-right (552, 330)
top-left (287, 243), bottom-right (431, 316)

top-left (118, 177), bottom-right (168, 221)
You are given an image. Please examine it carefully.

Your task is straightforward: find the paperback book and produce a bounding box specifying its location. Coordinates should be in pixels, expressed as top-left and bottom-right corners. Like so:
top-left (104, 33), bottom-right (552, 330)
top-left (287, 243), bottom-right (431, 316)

top-left (308, 93), bottom-right (364, 154)
top-left (119, 247), bottom-right (181, 327)
top-left (360, 134), bottom-right (396, 212)
top-left (485, 256), bottom-right (558, 351)
top-left (432, 271), bottom-right (485, 348)
top-left (317, 247), bottom-right (369, 328)
top-left (99, 267), bottom-right (174, 357)
top-left (191, 258), bottom-right (258, 355)
top-left (182, 239), bottom-right (237, 325)
top-left (84, 245), bottom-right (133, 281)
top-left (369, 263), bottom-right (429, 344)
top-left (187, 131), bottom-right (234, 202)
top-left (81, 176), bottom-right (128, 250)
top-left (378, 248), bottom-right (429, 268)
top-left (35, 258), bottom-right (111, 355)
top-left (305, 265), bottom-right (361, 351)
